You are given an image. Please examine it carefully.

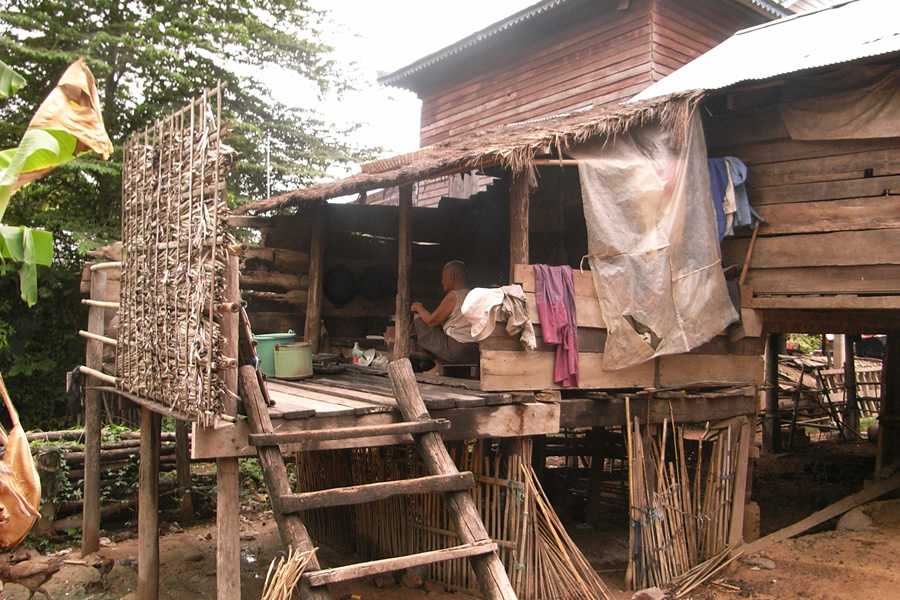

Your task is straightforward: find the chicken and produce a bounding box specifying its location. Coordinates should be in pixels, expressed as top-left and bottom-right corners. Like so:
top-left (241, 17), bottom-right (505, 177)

top-left (0, 372), bottom-right (41, 549)
top-left (0, 554), bottom-right (61, 600)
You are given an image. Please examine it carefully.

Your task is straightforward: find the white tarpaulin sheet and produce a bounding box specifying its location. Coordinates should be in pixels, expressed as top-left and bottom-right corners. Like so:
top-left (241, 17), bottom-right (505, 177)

top-left (571, 110), bottom-right (737, 370)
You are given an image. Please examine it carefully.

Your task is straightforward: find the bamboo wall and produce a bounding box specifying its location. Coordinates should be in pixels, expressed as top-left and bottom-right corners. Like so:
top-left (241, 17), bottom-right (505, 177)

top-left (415, 0), bottom-right (767, 146)
top-left (711, 74), bottom-right (900, 331)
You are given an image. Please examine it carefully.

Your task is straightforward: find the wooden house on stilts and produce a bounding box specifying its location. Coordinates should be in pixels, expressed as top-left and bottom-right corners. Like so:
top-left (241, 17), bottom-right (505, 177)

top-left (78, 1), bottom-right (900, 599)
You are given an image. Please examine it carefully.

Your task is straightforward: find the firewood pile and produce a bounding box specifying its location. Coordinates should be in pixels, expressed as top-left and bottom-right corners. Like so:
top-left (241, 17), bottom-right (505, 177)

top-left (117, 84), bottom-right (235, 425)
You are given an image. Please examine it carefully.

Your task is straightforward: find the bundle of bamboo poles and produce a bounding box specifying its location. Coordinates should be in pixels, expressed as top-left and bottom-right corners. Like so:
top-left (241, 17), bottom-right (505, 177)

top-left (117, 84), bottom-right (235, 425)
top-left (626, 405), bottom-right (748, 591)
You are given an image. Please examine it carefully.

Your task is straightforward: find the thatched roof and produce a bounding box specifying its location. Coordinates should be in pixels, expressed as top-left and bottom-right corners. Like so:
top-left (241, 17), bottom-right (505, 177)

top-left (235, 92), bottom-right (700, 215)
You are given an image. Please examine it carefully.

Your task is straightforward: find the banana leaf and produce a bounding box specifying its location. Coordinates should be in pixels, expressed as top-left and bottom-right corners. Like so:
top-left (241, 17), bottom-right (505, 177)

top-left (0, 226), bottom-right (54, 307)
top-left (0, 60), bottom-right (25, 99)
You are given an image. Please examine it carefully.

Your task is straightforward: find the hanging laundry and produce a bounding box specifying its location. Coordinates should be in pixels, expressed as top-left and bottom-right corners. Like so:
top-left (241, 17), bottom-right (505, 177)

top-left (533, 264), bottom-right (579, 388)
top-left (461, 285), bottom-right (536, 350)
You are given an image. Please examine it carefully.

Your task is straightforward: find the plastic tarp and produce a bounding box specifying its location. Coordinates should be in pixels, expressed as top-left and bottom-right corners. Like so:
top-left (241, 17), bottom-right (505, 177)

top-left (779, 64), bottom-right (900, 141)
top-left (570, 109), bottom-right (738, 370)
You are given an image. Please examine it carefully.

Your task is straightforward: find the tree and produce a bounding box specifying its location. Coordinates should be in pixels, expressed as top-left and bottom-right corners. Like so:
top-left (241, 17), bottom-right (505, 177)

top-left (0, 0), bottom-right (374, 243)
top-left (0, 1), bottom-right (375, 427)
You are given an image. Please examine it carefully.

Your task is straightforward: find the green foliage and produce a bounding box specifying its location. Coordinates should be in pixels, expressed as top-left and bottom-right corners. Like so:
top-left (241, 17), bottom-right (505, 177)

top-left (0, 59), bottom-right (25, 99)
top-left (101, 423), bottom-right (134, 443)
top-left (238, 457), bottom-right (267, 503)
top-left (0, 234), bottom-right (87, 429)
top-left (787, 333), bottom-right (823, 355)
top-left (0, 1), bottom-right (377, 427)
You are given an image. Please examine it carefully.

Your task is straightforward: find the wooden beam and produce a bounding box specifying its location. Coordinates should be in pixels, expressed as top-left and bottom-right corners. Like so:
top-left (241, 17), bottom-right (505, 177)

top-left (843, 335), bottom-right (860, 435)
top-left (81, 268), bottom-right (106, 557)
top-left (729, 418), bottom-right (753, 546)
top-left (175, 419), bottom-right (194, 523)
top-left (217, 255), bottom-right (240, 600)
top-left (878, 332), bottom-right (900, 471)
top-left (191, 402), bottom-right (560, 458)
top-left (762, 333), bottom-right (781, 454)
top-left (305, 539), bottom-right (497, 587)
top-left (248, 418), bottom-right (450, 445)
top-left (304, 202), bottom-right (326, 352)
top-left (739, 473), bottom-right (900, 557)
top-left (280, 472), bottom-right (475, 513)
top-left (137, 408), bottom-right (160, 600)
top-left (394, 184), bottom-right (413, 359)
top-left (388, 359), bottom-right (517, 600)
top-left (557, 390), bottom-right (757, 428)
top-left (509, 170), bottom-right (530, 282)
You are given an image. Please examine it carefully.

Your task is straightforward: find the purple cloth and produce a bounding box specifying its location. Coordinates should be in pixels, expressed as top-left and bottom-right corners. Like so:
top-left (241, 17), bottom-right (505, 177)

top-left (533, 264), bottom-right (579, 387)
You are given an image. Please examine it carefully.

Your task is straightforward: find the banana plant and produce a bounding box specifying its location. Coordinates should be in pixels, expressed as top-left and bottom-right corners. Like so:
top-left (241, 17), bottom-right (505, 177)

top-left (0, 58), bottom-right (112, 305)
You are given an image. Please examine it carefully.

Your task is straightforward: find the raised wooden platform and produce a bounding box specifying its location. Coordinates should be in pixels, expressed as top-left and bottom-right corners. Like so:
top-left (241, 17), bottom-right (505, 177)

top-left (192, 369), bottom-right (558, 458)
top-left (193, 368), bottom-right (758, 459)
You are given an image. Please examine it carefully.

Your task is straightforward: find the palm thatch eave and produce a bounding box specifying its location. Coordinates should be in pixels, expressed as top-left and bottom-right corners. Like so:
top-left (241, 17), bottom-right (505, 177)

top-left (234, 92), bottom-right (701, 215)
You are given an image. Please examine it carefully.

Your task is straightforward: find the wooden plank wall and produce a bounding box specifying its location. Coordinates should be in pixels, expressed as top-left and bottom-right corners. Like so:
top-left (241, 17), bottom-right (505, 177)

top-left (416, 0), bottom-right (767, 146)
top-left (479, 264), bottom-right (765, 391)
top-left (231, 196), bottom-right (510, 347)
top-left (711, 83), bottom-right (900, 309)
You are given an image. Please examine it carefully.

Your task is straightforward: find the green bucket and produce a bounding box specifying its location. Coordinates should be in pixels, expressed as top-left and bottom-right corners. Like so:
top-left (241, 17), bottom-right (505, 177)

top-left (274, 342), bottom-right (313, 380)
top-left (253, 332), bottom-right (296, 377)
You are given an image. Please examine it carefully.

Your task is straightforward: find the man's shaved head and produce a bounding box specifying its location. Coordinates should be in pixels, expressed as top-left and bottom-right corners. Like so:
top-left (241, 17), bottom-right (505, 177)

top-left (443, 260), bottom-right (467, 283)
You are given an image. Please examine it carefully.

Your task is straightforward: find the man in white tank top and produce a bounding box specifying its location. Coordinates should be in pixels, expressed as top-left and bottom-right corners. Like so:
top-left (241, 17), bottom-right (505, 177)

top-left (411, 261), bottom-right (479, 374)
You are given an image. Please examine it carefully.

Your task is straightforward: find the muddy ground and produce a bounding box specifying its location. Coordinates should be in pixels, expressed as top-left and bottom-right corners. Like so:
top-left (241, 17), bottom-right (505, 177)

top-left (2, 437), bottom-right (898, 600)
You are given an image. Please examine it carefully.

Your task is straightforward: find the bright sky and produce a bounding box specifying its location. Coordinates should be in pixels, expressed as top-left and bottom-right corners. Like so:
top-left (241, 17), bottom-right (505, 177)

top-left (277, 1), bottom-right (540, 161)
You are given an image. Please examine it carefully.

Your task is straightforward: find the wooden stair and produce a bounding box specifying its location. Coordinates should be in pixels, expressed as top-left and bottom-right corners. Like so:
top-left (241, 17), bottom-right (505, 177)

top-left (237, 356), bottom-right (517, 600)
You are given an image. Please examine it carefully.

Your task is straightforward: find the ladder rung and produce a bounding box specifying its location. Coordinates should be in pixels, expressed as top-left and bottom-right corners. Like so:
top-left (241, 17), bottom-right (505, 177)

top-left (304, 539), bottom-right (498, 587)
top-left (278, 472), bottom-right (475, 513)
top-left (248, 418), bottom-right (451, 446)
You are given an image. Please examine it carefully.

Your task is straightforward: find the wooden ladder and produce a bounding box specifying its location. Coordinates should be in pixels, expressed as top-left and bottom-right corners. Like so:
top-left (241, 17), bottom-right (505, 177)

top-left (237, 359), bottom-right (517, 600)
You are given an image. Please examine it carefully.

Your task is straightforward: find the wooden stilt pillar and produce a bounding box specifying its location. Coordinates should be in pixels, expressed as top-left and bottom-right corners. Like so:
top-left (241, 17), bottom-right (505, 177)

top-left (509, 170), bottom-right (530, 282)
top-left (878, 332), bottom-right (900, 471)
top-left (82, 267), bottom-right (107, 557)
top-left (394, 184), bottom-right (413, 360)
top-left (843, 334), bottom-right (860, 436)
top-left (138, 407), bottom-right (161, 600)
top-left (305, 202), bottom-right (326, 353)
top-left (217, 255), bottom-right (241, 600)
top-left (762, 333), bottom-right (782, 454)
top-left (175, 419), bottom-right (194, 523)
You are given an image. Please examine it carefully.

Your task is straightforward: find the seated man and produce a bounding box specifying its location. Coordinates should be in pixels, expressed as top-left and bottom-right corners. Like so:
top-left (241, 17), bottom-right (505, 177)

top-left (411, 260), bottom-right (479, 375)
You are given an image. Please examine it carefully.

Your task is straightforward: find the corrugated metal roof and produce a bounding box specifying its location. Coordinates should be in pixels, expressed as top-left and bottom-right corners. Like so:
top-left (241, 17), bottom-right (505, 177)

top-left (632, 0), bottom-right (900, 102)
top-left (379, 0), bottom-right (788, 90)
top-left (378, 0), bottom-right (572, 88)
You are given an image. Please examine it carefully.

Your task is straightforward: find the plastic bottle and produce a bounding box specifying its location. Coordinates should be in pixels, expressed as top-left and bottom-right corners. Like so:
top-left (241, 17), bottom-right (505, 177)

top-left (352, 342), bottom-right (363, 365)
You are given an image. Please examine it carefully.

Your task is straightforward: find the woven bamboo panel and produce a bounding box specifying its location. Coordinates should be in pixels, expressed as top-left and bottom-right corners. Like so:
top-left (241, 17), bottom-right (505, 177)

top-left (117, 84), bottom-right (235, 425)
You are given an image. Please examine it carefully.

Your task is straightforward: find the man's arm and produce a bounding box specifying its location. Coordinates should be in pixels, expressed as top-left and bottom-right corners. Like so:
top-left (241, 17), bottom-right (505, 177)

top-left (411, 292), bottom-right (456, 327)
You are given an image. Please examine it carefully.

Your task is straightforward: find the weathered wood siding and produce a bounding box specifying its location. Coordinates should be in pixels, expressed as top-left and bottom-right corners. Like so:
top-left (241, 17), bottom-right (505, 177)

top-left (711, 84), bottom-right (900, 318)
top-left (479, 265), bottom-right (766, 391)
top-left (417, 0), bottom-right (766, 146)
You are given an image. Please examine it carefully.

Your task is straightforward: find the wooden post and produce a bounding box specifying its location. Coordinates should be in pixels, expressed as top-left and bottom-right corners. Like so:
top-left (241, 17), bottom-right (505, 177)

top-left (728, 416), bottom-right (752, 546)
top-left (305, 203), bottom-right (326, 353)
top-left (175, 419), bottom-right (194, 523)
top-left (137, 407), bottom-right (161, 600)
top-left (394, 184), bottom-right (413, 360)
top-left (82, 268), bottom-right (106, 557)
top-left (843, 335), bottom-right (860, 437)
top-left (217, 255), bottom-right (241, 600)
top-left (388, 359), bottom-right (517, 600)
top-left (877, 332), bottom-right (900, 471)
top-left (509, 170), bottom-right (529, 282)
top-left (762, 333), bottom-right (782, 454)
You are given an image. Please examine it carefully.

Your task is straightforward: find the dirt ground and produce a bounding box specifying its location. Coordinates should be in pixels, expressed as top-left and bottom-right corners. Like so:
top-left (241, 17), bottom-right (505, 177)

top-left (3, 438), bottom-right (898, 600)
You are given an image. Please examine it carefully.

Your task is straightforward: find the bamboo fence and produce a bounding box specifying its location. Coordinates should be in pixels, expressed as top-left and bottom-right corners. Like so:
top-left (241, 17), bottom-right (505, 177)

top-left (626, 404), bottom-right (750, 591)
top-left (117, 84), bottom-right (235, 425)
top-left (294, 439), bottom-right (612, 600)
